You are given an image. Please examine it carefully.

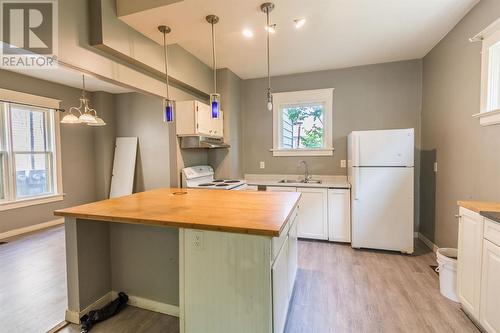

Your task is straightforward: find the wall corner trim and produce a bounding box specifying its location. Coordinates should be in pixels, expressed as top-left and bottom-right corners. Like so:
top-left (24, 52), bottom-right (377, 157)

top-left (418, 232), bottom-right (439, 253)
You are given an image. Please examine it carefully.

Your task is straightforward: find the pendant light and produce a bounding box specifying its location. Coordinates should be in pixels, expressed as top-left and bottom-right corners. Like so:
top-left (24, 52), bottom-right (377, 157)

top-left (206, 14), bottom-right (221, 119)
top-left (61, 75), bottom-right (106, 126)
top-left (158, 25), bottom-right (175, 123)
top-left (261, 2), bottom-right (275, 112)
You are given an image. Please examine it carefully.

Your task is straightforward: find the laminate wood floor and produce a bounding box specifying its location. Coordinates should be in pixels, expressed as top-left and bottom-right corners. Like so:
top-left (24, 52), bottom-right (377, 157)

top-left (0, 226), bottom-right (67, 333)
top-left (285, 240), bottom-right (479, 333)
top-left (57, 305), bottom-right (179, 333)
top-left (1, 226), bottom-right (479, 333)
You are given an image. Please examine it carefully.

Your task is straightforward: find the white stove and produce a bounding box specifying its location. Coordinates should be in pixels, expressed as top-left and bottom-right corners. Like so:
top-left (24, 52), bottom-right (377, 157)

top-left (182, 166), bottom-right (247, 190)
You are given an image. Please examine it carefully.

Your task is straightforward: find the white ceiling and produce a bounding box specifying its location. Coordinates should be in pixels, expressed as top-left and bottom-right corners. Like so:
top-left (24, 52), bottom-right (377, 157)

top-left (119, 0), bottom-right (478, 79)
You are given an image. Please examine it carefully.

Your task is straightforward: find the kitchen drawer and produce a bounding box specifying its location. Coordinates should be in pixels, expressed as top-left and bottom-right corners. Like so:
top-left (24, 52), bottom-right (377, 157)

top-left (272, 208), bottom-right (297, 260)
top-left (484, 219), bottom-right (500, 247)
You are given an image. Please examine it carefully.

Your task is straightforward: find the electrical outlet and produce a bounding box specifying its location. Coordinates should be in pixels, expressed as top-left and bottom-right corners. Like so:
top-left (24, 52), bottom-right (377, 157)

top-left (340, 160), bottom-right (346, 168)
top-left (434, 162), bottom-right (438, 173)
top-left (193, 231), bottom-right (204, 250)
top-left (260, 161), bottom-right (265, 169)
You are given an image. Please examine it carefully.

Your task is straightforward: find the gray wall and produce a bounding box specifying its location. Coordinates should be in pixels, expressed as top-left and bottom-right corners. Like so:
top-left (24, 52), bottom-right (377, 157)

top-left (420, 0), bottom-right (500, 247)
top-left (241, 60), bottom-right (423, 176)
top-left (114, 93), bottom-right (171, 192)
top-left (208, 69), bottom-right (244, 179)
top-left (0, 70), bottom-right (98, 234)
top-left (92, 92), bottom-right (117, 200)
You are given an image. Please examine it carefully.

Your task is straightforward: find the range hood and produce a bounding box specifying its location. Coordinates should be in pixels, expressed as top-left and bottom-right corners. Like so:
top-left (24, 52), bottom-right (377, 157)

top-left (179, 135), bottom-right (230, 149)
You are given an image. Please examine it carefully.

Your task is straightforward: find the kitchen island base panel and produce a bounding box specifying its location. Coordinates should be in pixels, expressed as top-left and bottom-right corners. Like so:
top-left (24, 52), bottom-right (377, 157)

top-left (180, 228), bottom-right (273, 333)
top-left (64, 212), bottom-right (298, 333)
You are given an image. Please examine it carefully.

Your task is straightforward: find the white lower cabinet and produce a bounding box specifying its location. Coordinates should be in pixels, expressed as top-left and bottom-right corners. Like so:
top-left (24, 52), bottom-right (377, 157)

top-left (328, 189), bottom-right (351, 242)
top-left (457, 207), bottom-right (500, 333)
top-left (296, 187), bottom-right (328, 240)
top-left (288, 214), bottom-right (298, 295)
top-left (266, 185), bottom-right (350, 242)
top-left (480, 227), bottom-right (500, 333)
top-left (182, 210), bottom-right (298, 333)
top-left (457, 207), bottom-right (484, 320)
top-left (271, 212), bottom-right (298, 333)
top-left (272, 236), bottom-right (289, 333)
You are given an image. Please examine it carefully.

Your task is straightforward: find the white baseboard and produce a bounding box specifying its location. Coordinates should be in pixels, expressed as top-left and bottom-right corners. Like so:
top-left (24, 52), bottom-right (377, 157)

top-left (111, 291), bottom-right (179, 317)
top-left (0, 218), bottom-right (64, 240)
top-left (65, 290), bottom-right (180, 324)
top-left (65, 291), bottom-right (114, 324)
top-left (418, 232), bottom-right (439, 253)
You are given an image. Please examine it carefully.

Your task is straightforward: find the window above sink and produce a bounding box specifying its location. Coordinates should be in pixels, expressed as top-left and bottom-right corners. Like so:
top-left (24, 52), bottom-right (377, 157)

top-left (271, 89), bottom-right (334, 156)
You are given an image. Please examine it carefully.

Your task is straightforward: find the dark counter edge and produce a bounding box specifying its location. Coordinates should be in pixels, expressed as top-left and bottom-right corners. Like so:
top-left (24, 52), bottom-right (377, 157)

top-left (480, 211), bottom-right (500, 224)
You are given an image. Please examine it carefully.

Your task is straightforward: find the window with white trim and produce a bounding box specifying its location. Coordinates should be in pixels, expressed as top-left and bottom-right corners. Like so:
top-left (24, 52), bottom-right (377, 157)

top-left (272, 88), bottom-right (334, 156)
top-left (474, 18), bottom-right (500, 126)
top-left (0, 101), bottom-right (62, 207)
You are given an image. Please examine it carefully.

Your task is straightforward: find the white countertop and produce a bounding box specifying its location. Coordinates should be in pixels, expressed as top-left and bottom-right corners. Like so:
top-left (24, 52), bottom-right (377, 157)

top-left (245, 174), bottom-right (351, 189)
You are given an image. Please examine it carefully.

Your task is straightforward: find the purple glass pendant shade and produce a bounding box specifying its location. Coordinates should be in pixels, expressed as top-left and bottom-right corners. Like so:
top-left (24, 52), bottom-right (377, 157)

top-left (211, 100), bottom-right (219, 119)
top-left (164, 100), bottom-right (174, 123)
top-left (210, 93), bottom-right (220, 119)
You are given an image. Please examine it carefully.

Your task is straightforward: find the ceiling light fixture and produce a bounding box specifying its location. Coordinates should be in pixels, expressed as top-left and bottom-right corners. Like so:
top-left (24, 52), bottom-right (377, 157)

top-left (61, 75), bottom-right (105, 126)
top-left (242, 29), bottom-right (254, 38)
top-left (265, 24), bottom-right (276, 34)
top-left (294, 18), bottom-right (306, 29)
top-left (158, 25), bottom-right (175, 123)
top-left (261, 2), bottom-right (275, 112)
top-left (206, 14), bottom-right (221, 120)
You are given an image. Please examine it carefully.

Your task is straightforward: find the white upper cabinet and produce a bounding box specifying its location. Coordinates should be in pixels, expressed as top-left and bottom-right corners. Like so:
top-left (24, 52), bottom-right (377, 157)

top-left (457, 207), bottom-right (484, 321)
top-left (176, 100), bottom-right (224, 138)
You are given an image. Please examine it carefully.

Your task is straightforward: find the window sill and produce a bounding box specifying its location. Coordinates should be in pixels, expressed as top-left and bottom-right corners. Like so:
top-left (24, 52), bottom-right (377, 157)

top-left (0, 193), bottom-right (65, 211)
top-left (472, 109), bottom-right (500, 126)
top-left (270, 148), bottom-right (334, 157)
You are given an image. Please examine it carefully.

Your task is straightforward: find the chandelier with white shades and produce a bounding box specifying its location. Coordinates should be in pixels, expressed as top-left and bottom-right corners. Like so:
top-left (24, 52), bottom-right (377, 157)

top-left (60, 75), bottom-right (106, 126)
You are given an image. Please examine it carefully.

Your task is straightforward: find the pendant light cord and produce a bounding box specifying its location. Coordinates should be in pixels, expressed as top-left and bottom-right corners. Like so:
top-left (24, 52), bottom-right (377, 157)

top-left (266, 9), bottom-right (271, 92)
top-left (211, 21), bottom-right (217, 93)
top-left (162, 31), bottom-right (170, 100)
top-left (82, 75), bottom-right (86, 98)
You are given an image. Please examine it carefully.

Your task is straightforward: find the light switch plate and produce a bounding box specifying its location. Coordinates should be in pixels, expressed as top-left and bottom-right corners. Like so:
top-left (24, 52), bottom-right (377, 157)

top-left (260, 161), bottom-right (265, 169)
top-left (340, 160), bottom-right (347, 168)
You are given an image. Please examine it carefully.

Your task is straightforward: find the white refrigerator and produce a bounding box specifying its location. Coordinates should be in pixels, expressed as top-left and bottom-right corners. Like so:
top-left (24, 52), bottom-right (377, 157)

top-left (348, 129), bottom-right (414, 254)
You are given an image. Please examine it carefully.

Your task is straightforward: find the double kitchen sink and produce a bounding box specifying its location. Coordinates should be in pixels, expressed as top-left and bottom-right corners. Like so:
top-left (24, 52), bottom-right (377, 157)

top-left (278, 179), bottom-right (322, 184)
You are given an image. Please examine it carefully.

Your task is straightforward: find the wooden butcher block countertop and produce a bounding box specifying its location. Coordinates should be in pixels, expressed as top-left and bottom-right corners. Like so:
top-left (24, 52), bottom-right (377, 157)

top-left (458, 201), bottom-right (500, 214)
top-left (55, 188), bottom-right (301, 237)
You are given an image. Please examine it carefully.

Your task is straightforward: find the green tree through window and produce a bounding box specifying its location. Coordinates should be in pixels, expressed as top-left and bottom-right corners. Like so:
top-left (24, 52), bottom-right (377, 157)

top-left (282, 104), bottom-right (324, 148)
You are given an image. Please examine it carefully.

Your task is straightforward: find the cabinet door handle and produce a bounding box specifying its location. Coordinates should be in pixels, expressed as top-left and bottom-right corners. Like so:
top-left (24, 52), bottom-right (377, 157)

top-left (454, 214), bottom-right (461, 218)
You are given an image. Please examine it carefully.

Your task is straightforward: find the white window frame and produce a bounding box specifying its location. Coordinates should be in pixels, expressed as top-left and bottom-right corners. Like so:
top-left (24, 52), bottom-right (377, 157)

top-left (0, 88), bottom-right (63, 211)
top-left (271, 88), bottom-right (334, 157)
top-left (471, 18), bottom-right (500, 126)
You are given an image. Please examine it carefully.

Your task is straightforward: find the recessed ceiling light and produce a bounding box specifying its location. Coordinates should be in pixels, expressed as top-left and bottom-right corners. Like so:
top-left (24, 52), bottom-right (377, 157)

top-left (242, 29), bottom-right (254, 38)
top-left (294, 18), bottom-right (306, 29)
top-left (265, 24), bottom-right (276, 34)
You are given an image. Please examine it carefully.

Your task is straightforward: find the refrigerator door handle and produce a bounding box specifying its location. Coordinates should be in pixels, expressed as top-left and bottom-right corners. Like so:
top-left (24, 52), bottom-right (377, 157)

top-left (353, 167), bottom-right (360, 200)
top-left (353, 134), bottom-right (360, 167)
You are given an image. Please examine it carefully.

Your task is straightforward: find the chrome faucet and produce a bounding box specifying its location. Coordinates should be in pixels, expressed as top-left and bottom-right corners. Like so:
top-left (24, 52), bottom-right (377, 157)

top-left (298, 160), bottom-right (311, 182)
